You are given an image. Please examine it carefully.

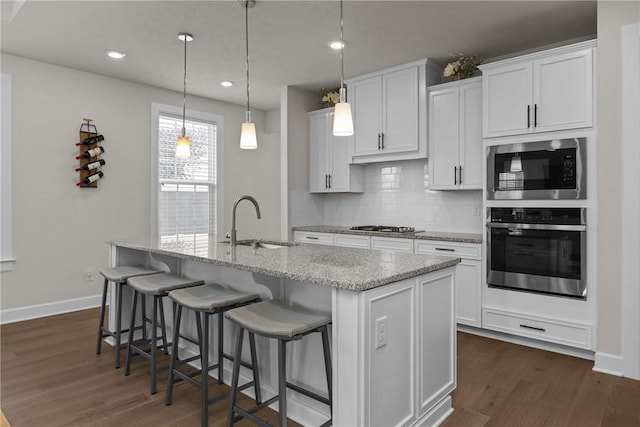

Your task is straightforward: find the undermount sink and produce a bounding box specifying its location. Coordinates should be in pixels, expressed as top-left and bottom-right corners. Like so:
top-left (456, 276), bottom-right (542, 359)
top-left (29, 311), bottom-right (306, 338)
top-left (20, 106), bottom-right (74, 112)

top-left (221, 239), bottom-right (298, 249)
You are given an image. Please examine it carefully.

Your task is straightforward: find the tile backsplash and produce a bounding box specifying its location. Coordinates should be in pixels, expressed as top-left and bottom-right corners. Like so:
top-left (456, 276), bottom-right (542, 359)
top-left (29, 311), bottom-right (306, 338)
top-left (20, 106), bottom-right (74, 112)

top-left (292, 159), bottom-right (483, 233)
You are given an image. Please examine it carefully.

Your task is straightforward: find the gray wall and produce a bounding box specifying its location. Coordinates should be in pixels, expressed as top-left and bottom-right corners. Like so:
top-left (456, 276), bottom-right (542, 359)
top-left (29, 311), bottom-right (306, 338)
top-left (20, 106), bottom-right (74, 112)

top-left (0, 53), bottom-right (280, 312)
top-left (596, 1), bottom-right (640, 356)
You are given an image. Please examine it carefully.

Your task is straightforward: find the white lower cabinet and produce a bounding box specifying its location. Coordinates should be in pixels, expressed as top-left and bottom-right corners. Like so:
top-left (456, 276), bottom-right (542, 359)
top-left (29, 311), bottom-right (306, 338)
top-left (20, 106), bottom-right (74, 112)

top-left (371, 236), bottom-right (414, 253)
top-left (414, 240), bottom-right (482, 328)
top-left (293, 231), bottom-right (334, 246)
top-left (482, 307), bottom-right (592, 350)
top-left (334, 233), bottom-right (371, 248)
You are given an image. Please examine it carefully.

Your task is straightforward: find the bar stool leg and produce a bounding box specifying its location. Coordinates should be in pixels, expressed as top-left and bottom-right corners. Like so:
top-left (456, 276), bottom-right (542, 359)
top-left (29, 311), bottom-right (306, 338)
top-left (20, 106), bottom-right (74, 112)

top-left (165, 304), bottom-right (183, 406)
top-left (114, 282), bottom-right (125, 368)
top-left (158, 297), bottom-right (169, 354)
top-left (248, 332), bottom-right (262, 404)
top-left (96, 278), bottom-right (109, 355)
top-left (321, 326), bottom-right (332, 411)
top-left (278, 339), bottom-right (287, 427)
top-left (150, 296), bottom-right (159, 394)
top-left (141, 294), bottom-right (148, 341)
top-left (125, 289), bottom-right (139, 376)
top-left (201, 312), bottom-right (210, 427)
top-left (227, 327), bottom-right (245, 427)
top-left (217, 311), bottom-right (224, 384)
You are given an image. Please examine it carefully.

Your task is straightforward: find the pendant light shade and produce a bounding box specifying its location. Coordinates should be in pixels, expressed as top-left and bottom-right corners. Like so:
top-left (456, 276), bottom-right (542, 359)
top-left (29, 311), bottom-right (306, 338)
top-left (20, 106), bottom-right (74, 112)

top-left (333, 0), bottom-right (353, 136)
top-left (510, 154), bottom-right (523, 172)
top-left (240, 0), bottom-right (257, 150)
top-left (176, 32), bottom-right (193, 158)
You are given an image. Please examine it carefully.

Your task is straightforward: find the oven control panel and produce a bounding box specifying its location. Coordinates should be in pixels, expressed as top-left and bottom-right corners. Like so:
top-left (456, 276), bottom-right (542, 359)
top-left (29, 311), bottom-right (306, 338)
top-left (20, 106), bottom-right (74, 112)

top-left (489, 207), bottom-right (585, 225)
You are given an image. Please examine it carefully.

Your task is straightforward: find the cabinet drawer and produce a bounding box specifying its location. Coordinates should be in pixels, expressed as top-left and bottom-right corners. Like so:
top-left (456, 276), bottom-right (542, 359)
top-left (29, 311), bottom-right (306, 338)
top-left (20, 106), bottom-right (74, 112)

top-left (293, 231), bottom-right (334, 246)
top-left (334, 233), bottom-right (371, 248)
top-left (414, 240), bottom-right (480, 259)
top-left (371, 236), bottom-right (414, 253)
top-left (483, 307), bottom-right (592, 350)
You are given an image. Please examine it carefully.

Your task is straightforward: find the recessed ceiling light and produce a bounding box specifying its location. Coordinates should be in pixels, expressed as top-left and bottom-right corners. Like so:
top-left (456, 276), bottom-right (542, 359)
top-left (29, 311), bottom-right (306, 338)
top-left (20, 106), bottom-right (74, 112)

top-left (220, 81), bottom-right (234, 87)
top-left (329, 40), bottom-right (346, 50)
top-left (105, 50), bottom-right (126, 59)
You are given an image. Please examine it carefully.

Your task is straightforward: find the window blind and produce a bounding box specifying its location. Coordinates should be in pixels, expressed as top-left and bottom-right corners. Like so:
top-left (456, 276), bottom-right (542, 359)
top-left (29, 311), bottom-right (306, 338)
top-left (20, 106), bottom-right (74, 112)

top-left (158, 114), bottom-right (217, 255)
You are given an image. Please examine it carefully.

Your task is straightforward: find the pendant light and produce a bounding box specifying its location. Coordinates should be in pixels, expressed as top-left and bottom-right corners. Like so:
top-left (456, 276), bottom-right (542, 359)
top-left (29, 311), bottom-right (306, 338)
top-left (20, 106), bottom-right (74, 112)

top-left (176, 32), bottom-right (193, 158)
top-left (333, 0), bottom-right (353, 136)
top-left (510, 153), bottom-right (523, 172)
top-left (239, 0), bottom-right (257, 149)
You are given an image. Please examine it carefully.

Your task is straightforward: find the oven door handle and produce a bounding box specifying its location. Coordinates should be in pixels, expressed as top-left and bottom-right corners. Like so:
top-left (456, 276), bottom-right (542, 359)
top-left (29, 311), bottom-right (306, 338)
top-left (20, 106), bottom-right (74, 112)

top-left (487, 222), bottom-right (586, 232)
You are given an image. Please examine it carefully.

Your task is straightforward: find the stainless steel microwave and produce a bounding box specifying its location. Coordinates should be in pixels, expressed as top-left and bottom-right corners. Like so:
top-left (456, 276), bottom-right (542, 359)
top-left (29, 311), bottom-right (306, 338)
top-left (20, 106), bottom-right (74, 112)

top-left (487, 138), bottom-right (586, 200)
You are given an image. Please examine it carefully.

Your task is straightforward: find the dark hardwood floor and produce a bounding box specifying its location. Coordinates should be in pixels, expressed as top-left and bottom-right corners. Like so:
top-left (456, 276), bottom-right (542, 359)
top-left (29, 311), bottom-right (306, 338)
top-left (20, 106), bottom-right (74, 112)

top-left (1, 308), bottom-right (639, 426)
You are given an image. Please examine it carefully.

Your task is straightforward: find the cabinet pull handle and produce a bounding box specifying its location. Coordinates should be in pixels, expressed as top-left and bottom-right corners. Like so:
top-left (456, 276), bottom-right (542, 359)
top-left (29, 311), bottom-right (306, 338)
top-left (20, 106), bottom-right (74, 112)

top-left (377, 133), bottom-right (381, 150)
top-left (454, 166), bottom-right (458, 185)
top-left (520, 324), bottom-right (546, 332)
top-left (527, 105), bottom-right (531, 128)
top-left (459, 166), bottom-right (463, 184)
top-left (534, 104), bottom-right (538, 127)
top-left (435, 247), bottom-right (455, 252)
top-left (381, 133), bottom-right (385, 150)
top-left (306, 236), bottom-right (319, 240)
top-left (328, 174), bottom-right (332, 189)
top-left (325, 174), bottom-right (328, 189)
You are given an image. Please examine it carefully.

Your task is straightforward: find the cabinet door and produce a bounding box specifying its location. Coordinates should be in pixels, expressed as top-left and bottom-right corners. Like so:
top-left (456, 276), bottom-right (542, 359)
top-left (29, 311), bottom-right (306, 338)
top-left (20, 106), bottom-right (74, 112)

top-left (429, 87), bottom-right (460, 189)
top-left (308, 111), bottom-right (330, 193)
top-left (328, 114), bottom-right (354, 192)
top-left (458, 81), bottom-right (483, 189)
top-left (351, 76), bottom-right (382, 157)
top-left (454, 259), bottom-right (482, 327)
top-left (533, 48), bottom-right (593, 133)
top-left (483, 62), bottom-right (532, 138)
top-left (382, 66), bottom-right (419, 154)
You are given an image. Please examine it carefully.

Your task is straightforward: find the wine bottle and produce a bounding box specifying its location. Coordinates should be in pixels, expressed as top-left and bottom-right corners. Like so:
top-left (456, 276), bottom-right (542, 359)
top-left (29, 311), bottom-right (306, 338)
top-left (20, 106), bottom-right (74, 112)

top-left (76, 171), bottom-right (104, 186)
top-left (75, 146), bottom-right (104, 159)
top-left (76, 134), bottom-right (104, 146)
top-left (75, 159), bottom-right (106, 172)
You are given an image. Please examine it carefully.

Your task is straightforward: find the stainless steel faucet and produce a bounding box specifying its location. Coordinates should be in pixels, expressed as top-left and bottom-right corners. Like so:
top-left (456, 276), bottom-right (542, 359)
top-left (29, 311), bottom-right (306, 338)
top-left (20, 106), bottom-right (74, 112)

top-left (230, 195), bottom-right (261, 246)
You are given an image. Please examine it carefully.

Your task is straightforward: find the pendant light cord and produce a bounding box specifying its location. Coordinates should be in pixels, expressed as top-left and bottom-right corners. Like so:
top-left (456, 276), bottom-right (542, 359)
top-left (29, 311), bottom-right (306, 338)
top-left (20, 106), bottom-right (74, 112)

top-left (182, 34), bottom-right (187, 137)
top-left (340, 0), bottom-right (345, 90)
top-left (245, 2), bottom-right (251, 116)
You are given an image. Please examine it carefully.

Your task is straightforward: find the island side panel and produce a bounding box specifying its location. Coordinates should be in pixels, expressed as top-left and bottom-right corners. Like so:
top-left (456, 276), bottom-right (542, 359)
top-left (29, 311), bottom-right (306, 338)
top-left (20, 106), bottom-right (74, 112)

top-left (417, 266), bottom-right (456, 425)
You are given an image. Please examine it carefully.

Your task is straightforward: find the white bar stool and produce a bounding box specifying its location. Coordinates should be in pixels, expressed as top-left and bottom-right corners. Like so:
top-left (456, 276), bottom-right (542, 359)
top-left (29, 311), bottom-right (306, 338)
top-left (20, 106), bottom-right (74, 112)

top-left (165, 283), bottom-right (262, 427)
top-left (225, 300), bottom-right (332, 427)
top-left (96, 265), bottom-right (162, 368)
top-left (124, 273), bottom-right (204, 394)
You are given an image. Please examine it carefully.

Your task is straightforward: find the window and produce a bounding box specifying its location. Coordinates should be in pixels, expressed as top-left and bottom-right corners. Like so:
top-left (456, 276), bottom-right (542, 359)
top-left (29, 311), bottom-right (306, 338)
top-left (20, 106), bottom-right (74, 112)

top-left (151, 103), bottom-right (222, 256)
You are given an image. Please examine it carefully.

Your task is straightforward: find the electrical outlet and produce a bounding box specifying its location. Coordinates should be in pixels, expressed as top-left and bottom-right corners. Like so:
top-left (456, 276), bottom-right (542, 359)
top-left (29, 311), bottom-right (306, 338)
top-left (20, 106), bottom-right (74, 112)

top-left (85, 269), bottom-right (95, 282)
top-left (375, 316), bottom-right (387, 349)
top-left (473, 204), bottom-right (481, 216)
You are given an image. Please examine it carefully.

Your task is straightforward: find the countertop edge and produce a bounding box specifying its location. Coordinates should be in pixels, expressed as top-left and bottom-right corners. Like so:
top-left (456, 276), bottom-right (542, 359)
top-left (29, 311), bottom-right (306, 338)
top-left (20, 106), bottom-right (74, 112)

top-left (292, 226), bottom-right (483, 244)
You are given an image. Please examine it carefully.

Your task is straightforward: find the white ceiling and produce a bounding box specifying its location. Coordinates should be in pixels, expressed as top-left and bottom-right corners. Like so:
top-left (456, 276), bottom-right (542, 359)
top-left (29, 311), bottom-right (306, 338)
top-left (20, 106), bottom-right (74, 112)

top-left (1, 0), bottom-right (597, 110)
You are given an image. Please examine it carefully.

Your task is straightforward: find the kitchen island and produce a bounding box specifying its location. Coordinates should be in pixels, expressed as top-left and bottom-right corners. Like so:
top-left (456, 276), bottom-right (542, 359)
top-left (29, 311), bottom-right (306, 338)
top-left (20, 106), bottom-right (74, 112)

top-left (107, 237), bottom-right (459, 427)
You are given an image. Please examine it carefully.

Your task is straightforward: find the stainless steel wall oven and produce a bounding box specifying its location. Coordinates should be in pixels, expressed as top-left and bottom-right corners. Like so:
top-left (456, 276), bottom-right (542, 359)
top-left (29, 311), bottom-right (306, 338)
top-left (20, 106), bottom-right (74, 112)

top-left (487, 207), bottom-right (587, 299)
top-left (487, 137), bottom-right (586, 200)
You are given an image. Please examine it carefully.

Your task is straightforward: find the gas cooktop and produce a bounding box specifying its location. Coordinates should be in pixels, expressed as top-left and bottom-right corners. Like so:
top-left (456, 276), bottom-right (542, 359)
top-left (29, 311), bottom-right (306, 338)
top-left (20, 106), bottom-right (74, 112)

top-left (349, 225), bottom-right (417, 233)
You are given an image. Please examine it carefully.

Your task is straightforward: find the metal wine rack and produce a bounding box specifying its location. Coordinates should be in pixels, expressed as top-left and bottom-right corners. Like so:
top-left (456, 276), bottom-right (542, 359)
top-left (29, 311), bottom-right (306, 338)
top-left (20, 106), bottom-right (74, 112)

top-left (77, 118), bottom-right (105, 188)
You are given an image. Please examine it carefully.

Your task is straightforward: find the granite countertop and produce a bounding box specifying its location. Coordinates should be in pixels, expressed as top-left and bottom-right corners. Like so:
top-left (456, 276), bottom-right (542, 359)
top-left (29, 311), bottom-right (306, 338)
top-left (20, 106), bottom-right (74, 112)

top-left (108, 236), bottom-right (459, 292)
top-left (292, 225), bottom-right (482, 244)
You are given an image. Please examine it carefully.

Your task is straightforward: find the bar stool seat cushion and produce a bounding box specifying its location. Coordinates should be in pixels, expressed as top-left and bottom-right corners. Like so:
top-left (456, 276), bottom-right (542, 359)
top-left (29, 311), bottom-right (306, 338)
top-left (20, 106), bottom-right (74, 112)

top-left (168, 283), bottom-right (260, 311)
top-left (226, 300), bottom-right (331, 338)
top-left (127, 273), bottom-right (204, 295)
top-left (100, 265), bottom-right (163, 282)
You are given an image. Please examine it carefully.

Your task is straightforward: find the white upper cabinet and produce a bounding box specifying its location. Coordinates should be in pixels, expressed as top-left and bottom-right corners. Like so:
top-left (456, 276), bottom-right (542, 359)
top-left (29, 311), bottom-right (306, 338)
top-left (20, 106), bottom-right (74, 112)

top-left (347, 59), bottom-right (440, 164)
top-left (428, 78), bottom-right (482, 190)
top-left (308, 108), bottom-right (363, 193)
top-left (481, 40), bottom-right (595, 138)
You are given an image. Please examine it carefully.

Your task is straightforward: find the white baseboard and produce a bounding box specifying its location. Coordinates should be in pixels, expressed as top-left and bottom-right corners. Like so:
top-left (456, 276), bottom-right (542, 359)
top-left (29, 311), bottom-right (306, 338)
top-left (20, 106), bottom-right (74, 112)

top-left (0, 294), bottom-right (102, 324)
top-left (593, 352), bottom-right (624, 377)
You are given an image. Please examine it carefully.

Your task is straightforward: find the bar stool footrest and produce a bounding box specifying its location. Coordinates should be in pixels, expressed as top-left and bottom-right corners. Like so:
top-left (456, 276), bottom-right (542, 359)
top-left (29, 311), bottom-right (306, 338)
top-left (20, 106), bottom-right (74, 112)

top-left (286, 381), bottom-right (331, 406)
